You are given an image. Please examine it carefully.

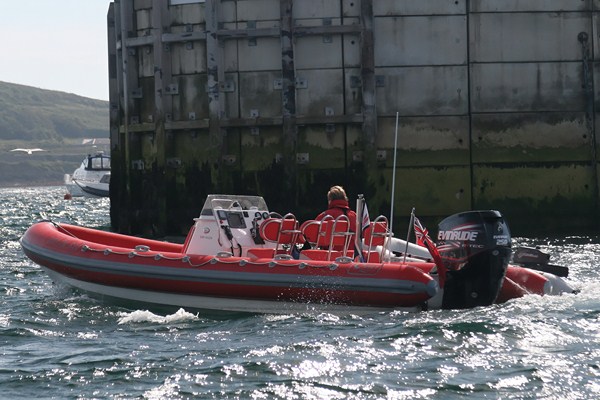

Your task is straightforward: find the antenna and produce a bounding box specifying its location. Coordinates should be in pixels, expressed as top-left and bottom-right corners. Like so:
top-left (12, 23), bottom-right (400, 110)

top-left (389, 111), bottom-right (400, 234)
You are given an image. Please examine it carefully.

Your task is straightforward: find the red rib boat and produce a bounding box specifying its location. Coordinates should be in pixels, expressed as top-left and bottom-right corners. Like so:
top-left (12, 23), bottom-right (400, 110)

top-left (20, 194), bottom-right (574, 313)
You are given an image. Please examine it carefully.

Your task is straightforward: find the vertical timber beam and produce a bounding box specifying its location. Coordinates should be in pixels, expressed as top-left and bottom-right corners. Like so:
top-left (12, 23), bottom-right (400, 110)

top-left (107, 4), bottom-right (118, 141)
top-left (280, 0), bottom-right (298, 203)
top-left (360, 0), bottom-right (376, 150)
top-left (107, 3), bottom-right (121, 231)
top-left (151, 0), bottom-right (170, 236)
top-left (115, 0), bottom-right (135, 233)
top-left (466, 3), bottom-right (474, 210)
top-left (205, 0), bottom-right (225, 190)
top-left (593, 3), bottom-right (600, 223)
top-left (578, 30), bottom-right (599, 220)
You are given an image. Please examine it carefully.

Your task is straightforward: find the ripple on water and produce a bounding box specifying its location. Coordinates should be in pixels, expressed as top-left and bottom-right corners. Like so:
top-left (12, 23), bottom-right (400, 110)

top-left (1, 187), bottom-right (600, 399)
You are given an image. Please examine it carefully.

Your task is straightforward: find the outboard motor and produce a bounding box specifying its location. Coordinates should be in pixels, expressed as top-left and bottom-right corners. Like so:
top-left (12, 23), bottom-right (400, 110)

top-left (437, 210), bottom-right (511, 309)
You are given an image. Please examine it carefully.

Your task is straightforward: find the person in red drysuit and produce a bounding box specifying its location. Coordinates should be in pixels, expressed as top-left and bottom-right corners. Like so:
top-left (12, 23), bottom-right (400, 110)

top-left (316, 185), bottom-right (357, 233)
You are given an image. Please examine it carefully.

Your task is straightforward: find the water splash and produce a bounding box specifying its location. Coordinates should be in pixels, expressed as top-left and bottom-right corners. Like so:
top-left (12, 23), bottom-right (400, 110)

top-left (117, 308), bottom-right (199, 325)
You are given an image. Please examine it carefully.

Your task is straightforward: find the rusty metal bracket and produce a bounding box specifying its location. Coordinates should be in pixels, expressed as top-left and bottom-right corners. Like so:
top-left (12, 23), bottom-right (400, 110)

top-left (296, 153), bottom-right (309, 164)
top-left (223, 155), bottom-right (237, 165)
top-left (165, 83), bottom-right (179, 95)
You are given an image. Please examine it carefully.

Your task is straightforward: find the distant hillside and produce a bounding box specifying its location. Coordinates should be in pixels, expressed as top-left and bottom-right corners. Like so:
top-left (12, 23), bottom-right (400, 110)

top-left (0, 81), bottom-right (109, 141)
top-left (0, 82), bottom-right (110, 187)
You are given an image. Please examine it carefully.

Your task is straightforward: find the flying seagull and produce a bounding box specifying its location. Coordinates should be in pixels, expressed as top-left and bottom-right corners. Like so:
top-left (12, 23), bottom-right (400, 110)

top-left (10, 148), bottom-right (46, 155)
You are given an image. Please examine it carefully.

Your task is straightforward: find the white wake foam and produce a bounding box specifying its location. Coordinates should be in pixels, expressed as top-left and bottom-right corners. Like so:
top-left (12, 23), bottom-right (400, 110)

top-left (117, 308), bottom-right (199, 325)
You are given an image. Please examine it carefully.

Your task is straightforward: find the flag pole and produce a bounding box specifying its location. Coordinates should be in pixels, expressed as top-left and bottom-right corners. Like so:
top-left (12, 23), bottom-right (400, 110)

top-left (403, 207), bottom-right (415, 264)
top-left (389, 111), bottom-right (400, 235)
top-left (355, 194), bottom-right (365, 262)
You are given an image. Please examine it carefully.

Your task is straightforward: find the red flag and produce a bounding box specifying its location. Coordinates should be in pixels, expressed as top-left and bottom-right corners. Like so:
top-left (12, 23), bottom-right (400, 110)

top-left (413, 217), bottom-right (428, 247)
top-left (414, 216), bottom-right (447, 288)
top-left (355, 197), bottom-right (370, 263)
top-left (361, 201), bottom-right (370, 233)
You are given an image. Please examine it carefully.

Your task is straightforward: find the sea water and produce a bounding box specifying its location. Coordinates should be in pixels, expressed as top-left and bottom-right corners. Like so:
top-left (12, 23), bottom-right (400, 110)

top-left (1, 186), bottom-right (599, 399)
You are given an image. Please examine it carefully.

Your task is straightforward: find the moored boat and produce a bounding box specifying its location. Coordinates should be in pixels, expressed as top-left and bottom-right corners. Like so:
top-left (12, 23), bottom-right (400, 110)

top-left (64, 152), bottom-right (111, 198)
top-left (20, 194), bottom-right (574, 313)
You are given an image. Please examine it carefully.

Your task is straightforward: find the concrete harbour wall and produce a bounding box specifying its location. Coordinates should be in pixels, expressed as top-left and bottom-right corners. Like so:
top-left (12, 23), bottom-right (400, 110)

top-left (108, 0), bottom-right (600, 236)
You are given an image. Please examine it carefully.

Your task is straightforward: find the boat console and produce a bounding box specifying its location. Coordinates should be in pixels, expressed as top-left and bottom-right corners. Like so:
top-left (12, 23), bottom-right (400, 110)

top-left (183, 195), bottom-right (276, 256)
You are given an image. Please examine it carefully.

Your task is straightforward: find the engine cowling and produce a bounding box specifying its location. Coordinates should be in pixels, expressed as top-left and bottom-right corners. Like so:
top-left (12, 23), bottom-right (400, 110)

top-left (436, 210), bottom-right (511, 309)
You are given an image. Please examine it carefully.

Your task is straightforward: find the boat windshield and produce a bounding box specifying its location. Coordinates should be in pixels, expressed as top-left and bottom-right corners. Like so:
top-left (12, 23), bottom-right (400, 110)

top-left (85, 154), bottom-right (111, 171)
top-left (200, 194), bottom-right (269, 216)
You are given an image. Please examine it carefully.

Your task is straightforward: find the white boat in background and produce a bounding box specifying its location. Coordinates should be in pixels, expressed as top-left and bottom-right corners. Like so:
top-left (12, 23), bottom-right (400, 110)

top-left (64, 152), bottom-right (111, 198)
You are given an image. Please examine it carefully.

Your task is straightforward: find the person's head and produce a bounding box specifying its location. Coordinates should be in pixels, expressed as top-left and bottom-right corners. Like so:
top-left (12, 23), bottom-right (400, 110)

top-left (327, 185), bottom-right (348, 202)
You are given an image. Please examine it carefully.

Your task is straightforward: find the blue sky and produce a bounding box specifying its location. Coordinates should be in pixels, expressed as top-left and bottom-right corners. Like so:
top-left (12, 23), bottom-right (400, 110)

top-left (0, 0), bottom-right (112, 101)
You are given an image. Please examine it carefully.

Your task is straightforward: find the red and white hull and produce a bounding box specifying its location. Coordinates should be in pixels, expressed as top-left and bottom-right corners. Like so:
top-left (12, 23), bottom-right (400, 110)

top-left (21, 222), bottom-right (438, 313)
top-left (20, 194), bottom-right (574, 313)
